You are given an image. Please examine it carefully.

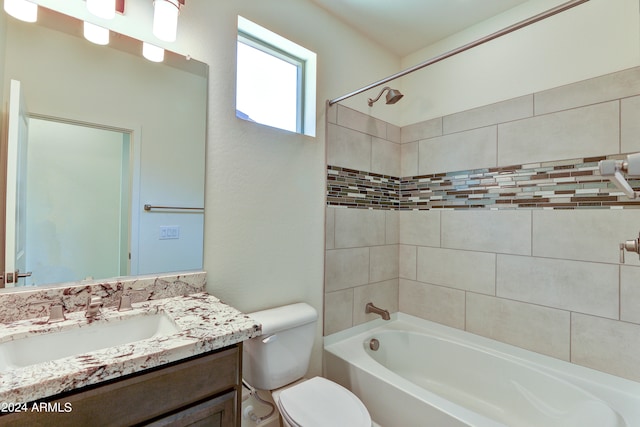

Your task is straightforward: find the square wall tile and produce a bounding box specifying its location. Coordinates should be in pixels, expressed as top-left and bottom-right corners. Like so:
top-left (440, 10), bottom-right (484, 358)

top-left (385, 210), bottom-right (399, 245)
top-left (535, 66), bottom-right (640, 115)
top-left (327, 124), bottom-right (371, 171)
top-left (325, 247), bottom-right (369, 292)
top-left (442, 210), bottom-right (531, 255)
top-left (372, 137), bottom-right (400, 177)
top-left (400, 141), bottom-right (419, 177)
top-left (399, 279), bottom-right (465, 330)
top-left (399, 210), bottom-right (441, 247)
top-left (399, 245), bottom-right (417, 280)
top-left (337, 104), bottom-right (386, 138)
top-left (498, 102), bottom-right (619, 166)
top-left (497, 255), bottom-right (619, 319)
top-left (621, 95), bottom-right (640, 153)
top-left (370, 245), bottom-right (399, 283)
top-left (325, 207), bottom-right (335, 250)
top-left (324, 289), bottom-right (354, 335)
top-left (533, 210), bottom-right (640, 265)
top-left (621, 265), bottom-right (640, 325)
top-left (443, 95), bottom-right (533, 135)
top-left (353, 279), bottom-right (399, 325)
top-left (466, 293), bottom-right (570, 361)
top-left (572, 313), bottom-right (640, 382)
top-left (335, 208), bottom-right (386, 248)
top-left (417, 247), bottom-right (496, 295)
top-left (401, 117), bottom-right (442, 144)
top-left (419, 126), bottom-right (497, 175)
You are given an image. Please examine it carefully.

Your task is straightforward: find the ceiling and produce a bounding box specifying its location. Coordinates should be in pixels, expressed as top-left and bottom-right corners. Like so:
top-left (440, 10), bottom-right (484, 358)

top-left (310, 0), bottom-right (531, 57)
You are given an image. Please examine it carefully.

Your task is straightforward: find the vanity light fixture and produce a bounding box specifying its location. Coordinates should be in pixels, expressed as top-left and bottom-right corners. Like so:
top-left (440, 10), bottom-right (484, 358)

top-left (3, 0), bottom-right (37, 22)
top-left (142, 42), bottom-right (165, 62)
top-left (86, 0), bottom-right (116, 20)
top-left (152, 0), bottom-right (184, 42)
top-left (83, 21), bottom-right (110, 45)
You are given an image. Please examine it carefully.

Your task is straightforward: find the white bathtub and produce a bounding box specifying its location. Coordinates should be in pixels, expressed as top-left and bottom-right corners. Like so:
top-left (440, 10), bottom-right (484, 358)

top-left (324, 313), bottom-right (640, 427)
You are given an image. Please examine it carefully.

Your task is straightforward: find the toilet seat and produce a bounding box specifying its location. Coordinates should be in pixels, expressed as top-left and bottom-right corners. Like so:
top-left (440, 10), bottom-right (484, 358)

top-left (276, 376), bottom-right (371, 427)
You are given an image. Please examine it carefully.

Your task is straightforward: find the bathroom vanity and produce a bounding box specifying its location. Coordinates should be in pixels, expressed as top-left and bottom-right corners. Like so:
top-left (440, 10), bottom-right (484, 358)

top-left (0, 290), bottom-right (261, 426)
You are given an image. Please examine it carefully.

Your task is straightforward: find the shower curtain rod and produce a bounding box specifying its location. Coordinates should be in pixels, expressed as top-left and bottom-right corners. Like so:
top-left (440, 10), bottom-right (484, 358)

top-left (328, 0), bottom-right (590, 106)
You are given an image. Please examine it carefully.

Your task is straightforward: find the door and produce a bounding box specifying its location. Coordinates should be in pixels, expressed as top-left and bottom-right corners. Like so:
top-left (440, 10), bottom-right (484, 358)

top-left (4, 79), bottom-right (30, 286)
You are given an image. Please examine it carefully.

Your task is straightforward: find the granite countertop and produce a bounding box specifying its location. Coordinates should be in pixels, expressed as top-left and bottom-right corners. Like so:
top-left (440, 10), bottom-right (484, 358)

top-left (0, 292), bottom-right (261, 404)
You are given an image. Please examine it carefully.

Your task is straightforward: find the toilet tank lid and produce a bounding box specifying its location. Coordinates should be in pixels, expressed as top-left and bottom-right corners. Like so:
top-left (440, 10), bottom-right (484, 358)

top-left (248, 303), bottom-right (317, 336)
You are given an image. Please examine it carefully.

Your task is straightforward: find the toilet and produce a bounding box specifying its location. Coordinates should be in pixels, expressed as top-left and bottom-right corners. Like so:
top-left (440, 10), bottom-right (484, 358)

top-left (243, 303), bottom-right (372, 427)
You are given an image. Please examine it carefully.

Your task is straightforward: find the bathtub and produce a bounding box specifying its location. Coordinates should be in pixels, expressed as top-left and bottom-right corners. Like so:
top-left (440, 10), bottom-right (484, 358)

top-left (324, 313), bottom-right (640, 427)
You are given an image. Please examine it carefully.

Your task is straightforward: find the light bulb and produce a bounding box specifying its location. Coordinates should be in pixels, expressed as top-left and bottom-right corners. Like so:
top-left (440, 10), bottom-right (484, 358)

top-left (84, 21), bottom-right (110, 45)
top-left (143, 42), bottom-right (165, 62)
top-left (4, 0), bottom-right (37, 22)
top-left (153, 0), bottom-right (180, 42)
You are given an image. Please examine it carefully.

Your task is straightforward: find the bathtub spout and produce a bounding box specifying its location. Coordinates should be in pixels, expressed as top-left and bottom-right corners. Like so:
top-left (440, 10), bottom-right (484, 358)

top-left (365, 302), bottom-right (390, 320)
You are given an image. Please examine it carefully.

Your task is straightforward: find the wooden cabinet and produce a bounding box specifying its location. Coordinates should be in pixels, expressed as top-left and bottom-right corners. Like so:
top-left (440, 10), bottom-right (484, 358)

top-left (0, 344), bottom-right (242, 427)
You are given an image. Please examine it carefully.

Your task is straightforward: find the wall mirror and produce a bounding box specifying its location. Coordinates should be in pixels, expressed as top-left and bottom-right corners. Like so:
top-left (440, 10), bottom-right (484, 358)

top-left (0, 6), bottom-right (207, 289)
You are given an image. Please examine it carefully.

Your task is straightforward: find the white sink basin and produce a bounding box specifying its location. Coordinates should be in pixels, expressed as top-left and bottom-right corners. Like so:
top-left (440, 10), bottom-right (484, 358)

top-left (0, 312), bottom-right (180, 372)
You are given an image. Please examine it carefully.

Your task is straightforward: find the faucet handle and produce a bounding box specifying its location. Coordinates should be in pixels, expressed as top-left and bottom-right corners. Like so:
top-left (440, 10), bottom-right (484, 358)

top-left (48, 304), bottom-right (66, 323)
top-left (118, 294), bottom-right (132, 312)
top-left (620, 232), bottom-right (640, 264)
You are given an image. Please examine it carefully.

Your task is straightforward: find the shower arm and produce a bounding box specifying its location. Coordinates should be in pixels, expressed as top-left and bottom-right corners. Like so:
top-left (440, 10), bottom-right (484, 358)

top-left (328, 0), bottom-right (590, 106)
top-left (367, 86), bottom-right (391, 106)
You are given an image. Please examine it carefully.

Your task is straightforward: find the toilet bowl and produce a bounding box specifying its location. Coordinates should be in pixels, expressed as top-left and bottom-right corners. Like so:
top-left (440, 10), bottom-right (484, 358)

top-left (243, 303), bottom-right (373, 427)
top-left (273, 377), bottom-right (371, 427)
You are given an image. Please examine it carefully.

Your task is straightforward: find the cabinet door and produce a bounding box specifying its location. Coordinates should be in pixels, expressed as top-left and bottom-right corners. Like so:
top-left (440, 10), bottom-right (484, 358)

top-left (145, 390), bottom-right (235, 427)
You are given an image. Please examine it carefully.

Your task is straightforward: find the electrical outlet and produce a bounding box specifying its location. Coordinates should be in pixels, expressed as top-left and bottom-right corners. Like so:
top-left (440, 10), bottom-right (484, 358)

top-left (159, 226), bottom-right (180, 240)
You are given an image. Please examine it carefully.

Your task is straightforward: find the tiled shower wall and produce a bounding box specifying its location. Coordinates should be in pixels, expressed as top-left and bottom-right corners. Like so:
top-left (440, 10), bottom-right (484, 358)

top-left (325, 66), bottom-right (640, 382)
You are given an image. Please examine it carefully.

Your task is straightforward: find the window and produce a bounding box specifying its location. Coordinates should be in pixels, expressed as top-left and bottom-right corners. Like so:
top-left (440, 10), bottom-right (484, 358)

top-left (236, 17), bottom-right (316, 136)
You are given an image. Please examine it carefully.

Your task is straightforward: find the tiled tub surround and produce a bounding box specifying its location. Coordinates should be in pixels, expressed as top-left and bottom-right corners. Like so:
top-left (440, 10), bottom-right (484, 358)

top-left (0, 271), bottom-right (207, 323)
top-left (0, 292), bottom-right (261, 403)
top-left (325, 66), bottom-right (640, 383)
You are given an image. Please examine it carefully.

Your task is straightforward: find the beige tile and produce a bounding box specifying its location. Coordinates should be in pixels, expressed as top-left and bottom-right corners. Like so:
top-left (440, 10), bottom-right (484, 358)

top-left (334, 208), bottom-right (386, 248)
top-left (442, 210), bottom-right (531, 255)
top-left (385, 210), bottom-right (399, 244)
top-left (496, 255), bottom-right (619, 319)
top-left (498, 102), bottom-right (619, 166)
top-left (325, 247), bottom-right (369, 292)
top-left (399, 245), bottom-right (417, 280)
top-left (443, 95), bottom-right (533, 134)
top-left (399, 279), bottom-right (465, 330)
top-left (401, 117), bottom-right (442, 144)
top-left (400, 141), bottom-right (419, 177)
top-left (371, 137), bottom-right (400, 177)
top-left (535, 67), bottom-right (640, 115)
top-left (353, 279), bottom-right (399, 325)
top-left (419, 126), bottom-right (497, 175)
top-left (398, 210), bottom-right (440, 247)
top-left (327, 102), bottom-right (338, 124)
top-left (387, 123), bottom-right (401, 144)
top-left (621, 265), bottom-right (640, 325)
top-left (325, 207), bottom-right (335, 250)
top-left (533, 210), bottom-right (640, 265)
top-left (324, 289), bottom-right (354, 335)
top-left (621, 95), bottom-right (640, 153)
top-left (337, 104), bottom-right (386, 138)
top-left (327, 124), bottom-right (371, 171)
top-left (370, 245), bottom-right (399, 283)
top-left (571, 313), bottom-right (640, 382)
top-left (466, 293), bottom-right (570, 361)
top-left (417, 247), bottom-right (495, 295)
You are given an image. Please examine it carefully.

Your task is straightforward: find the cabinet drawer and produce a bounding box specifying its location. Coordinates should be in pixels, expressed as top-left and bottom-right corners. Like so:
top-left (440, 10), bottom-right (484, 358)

top-left (0, 345), bottom-right (240, 427)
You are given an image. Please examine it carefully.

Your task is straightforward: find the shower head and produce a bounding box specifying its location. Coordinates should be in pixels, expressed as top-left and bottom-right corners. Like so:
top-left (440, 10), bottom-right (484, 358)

top-left (367, 86), bottom-right (404, 107)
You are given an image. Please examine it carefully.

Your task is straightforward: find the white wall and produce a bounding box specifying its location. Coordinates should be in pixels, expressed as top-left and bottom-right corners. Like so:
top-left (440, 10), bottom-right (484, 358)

top-left (25, 0), bottom-right (398, 376)
top-left (398, 0), bottom-right (640, 125)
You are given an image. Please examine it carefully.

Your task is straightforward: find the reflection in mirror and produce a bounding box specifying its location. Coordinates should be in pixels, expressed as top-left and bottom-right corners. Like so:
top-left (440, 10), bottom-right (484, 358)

top-left (1, 6), bottom-right (207, 289)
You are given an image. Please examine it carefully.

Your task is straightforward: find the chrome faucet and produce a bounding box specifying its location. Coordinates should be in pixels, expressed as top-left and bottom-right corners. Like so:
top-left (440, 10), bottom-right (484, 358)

top-left (85, 296), bottom-right (103, 321)
top-left (365, 302), bottom-right (390, 320)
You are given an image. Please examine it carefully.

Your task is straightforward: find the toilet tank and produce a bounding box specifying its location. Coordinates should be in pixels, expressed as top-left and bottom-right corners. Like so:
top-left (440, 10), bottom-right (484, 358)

top-left (243, 303), bottom-right (318, 390)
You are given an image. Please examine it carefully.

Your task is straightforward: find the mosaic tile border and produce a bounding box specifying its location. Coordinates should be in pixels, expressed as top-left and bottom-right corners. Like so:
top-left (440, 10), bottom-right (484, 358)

top-left (327, 155), bottom-right (640, 210)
